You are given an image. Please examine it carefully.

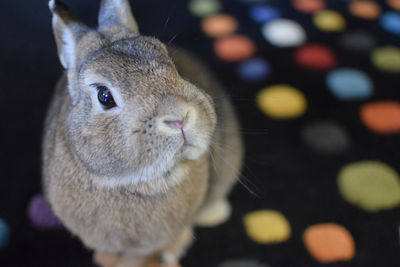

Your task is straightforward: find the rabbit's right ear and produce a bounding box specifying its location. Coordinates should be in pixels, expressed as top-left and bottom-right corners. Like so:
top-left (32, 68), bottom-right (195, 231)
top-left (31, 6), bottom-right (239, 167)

top-left (98, 0), bottom-right (139, 34)
top-left (49, 0), bottom-right (89, 69)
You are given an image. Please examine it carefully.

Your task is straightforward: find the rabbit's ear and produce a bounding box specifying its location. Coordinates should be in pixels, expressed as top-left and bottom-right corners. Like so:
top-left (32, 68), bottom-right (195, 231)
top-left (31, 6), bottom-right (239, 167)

top-left (49, 0), bottom-right (89, 69)
top-left (98, 0), bottom-right (139, 34)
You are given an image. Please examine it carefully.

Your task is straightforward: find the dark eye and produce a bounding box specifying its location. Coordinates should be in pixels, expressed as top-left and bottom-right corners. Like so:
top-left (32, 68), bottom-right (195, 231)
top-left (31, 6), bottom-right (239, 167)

top-left (97, 86), bottom-right (116, 109)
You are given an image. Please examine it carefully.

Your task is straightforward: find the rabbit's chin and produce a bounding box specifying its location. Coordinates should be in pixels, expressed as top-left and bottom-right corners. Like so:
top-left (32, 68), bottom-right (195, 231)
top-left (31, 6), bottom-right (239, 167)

top-left (91, 143), bottom-right (207, 189)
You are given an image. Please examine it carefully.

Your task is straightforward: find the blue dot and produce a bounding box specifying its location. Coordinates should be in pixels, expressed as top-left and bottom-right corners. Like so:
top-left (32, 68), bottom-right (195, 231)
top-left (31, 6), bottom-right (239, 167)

top-left (237, 58), bottom-right (270, 82)
top-left (326, 68), bottom-right (373, 100)
top-left (241, 0), bottom-right (273, 4)
top-left (0, 219), bottom-right (10, 248)
top-left (380, 12), bottom-right (400, 35)
top-left (249, 5), bottom-right (280, 23)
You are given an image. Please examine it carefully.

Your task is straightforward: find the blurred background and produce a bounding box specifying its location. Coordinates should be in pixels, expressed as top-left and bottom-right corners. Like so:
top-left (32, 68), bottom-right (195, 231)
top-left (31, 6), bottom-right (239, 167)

top-left (0, 0), bottom-right (400, 266)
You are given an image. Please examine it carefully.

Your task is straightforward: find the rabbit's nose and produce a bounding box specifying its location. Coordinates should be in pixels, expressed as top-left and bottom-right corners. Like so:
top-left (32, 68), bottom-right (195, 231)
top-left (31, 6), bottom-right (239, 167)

top-left (164, 120), bottom-right (184, 130)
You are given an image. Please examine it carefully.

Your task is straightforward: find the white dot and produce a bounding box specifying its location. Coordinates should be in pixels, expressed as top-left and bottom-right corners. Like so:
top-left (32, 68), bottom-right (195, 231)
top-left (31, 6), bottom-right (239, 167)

top-left (262, 19), bottom-right (306, 47)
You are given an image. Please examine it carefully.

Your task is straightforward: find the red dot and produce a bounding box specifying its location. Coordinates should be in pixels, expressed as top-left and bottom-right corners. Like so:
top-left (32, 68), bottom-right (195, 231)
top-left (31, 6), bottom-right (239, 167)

top-left (292, 0), bottom-right (326, 14)
top-left (294, 43), bottom-right (337, 70)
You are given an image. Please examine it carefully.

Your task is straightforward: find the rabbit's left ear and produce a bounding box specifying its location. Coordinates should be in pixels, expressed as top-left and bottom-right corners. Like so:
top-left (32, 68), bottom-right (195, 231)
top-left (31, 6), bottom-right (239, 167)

top-left (98, 0), bottom-right (139, 34)
top-left (49, 0), bottom-right (89, 69)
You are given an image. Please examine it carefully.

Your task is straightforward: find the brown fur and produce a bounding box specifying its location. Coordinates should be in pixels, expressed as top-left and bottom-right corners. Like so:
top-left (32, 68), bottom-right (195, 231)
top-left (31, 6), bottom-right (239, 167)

top-left (43, 0), bottom-right (243, 266)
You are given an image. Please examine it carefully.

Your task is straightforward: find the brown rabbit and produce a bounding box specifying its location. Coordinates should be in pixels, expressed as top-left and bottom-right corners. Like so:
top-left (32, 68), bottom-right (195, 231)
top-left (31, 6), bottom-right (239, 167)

top-left (42, 0), bottom-right (243, 266)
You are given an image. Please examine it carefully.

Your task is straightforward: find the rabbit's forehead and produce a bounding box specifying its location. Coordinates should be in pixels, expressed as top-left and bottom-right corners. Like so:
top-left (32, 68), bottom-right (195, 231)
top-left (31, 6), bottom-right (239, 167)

top-left (81, 49), bottom-right (178, 79)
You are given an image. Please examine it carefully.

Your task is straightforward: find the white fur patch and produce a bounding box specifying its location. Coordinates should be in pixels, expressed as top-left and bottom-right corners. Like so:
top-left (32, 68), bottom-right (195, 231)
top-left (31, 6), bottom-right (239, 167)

top-left (93, 152), bottom-right (186, 191)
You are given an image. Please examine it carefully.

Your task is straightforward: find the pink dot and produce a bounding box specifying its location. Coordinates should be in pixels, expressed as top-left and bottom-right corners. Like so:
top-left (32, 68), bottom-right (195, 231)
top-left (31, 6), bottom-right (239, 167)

top-left (294, 43), bottom-right (337, 70)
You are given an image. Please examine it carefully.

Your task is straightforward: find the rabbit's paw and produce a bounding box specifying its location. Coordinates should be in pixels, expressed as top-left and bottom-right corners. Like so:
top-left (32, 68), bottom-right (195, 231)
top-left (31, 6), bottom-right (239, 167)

top-left (93, 251), bottom-right (120, 267)
top-left (148, 259), bottom-right (181, 267)
top-left (195, 199), bottom-right (231, 227)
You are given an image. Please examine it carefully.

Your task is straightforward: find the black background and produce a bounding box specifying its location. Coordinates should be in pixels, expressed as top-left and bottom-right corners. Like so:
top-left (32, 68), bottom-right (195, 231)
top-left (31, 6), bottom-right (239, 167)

top-left (0, 0), bottom-right (399, 266)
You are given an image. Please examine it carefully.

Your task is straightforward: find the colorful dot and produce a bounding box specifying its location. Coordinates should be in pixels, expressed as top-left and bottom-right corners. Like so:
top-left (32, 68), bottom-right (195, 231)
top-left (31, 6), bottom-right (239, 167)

top-left (214, 35), bottom-right (256, 62)
top-left (348, 1), bottom-right (381, 20)
top-left (243, 210), bottom-right (291, 244)
top-left (249, 5), bottom-right (280, 23)
top-left (28, 194), bottom-right (63, 229)
top-left (218, 259), bottom-right (267, 267)
top-left (256, 85), bottom-right (307, 119)
top-left (0, 219), bottom-right (10, 248)
top-left (338, 161), bottom-right (400, 212)
top-left (294, 43), bottom-right (337, 70)
top-left (292, 0), bottom-right (326, 14)
top-left (188, 0), bottom-right (221, 17)
top-left (371, 46), bottom-right (400, 73)
top-left (380, 11), bottom-right (400, 35)
top-left (314, 10), bottom-right (346, 32)
top-left (201, 14), bottom-right (238, 38)
top-left (237, 58), bottom-right (270, 82)
top-left (360, 101), bottom-right (400, 134)
top-left (338, 30), bottom-right (376, 53)
top-left (240, 0), bottom-right (272, 4)
top-left (301, 121), bottom-right (350, 153)
top-left (326, 68), bottom-right (373, 100)
top-left (387, 0), bottom-right (400, 11)
top-left (262, 19), bottom-right (306, 47)
top-left (303, 223), bottom-right (355, 263)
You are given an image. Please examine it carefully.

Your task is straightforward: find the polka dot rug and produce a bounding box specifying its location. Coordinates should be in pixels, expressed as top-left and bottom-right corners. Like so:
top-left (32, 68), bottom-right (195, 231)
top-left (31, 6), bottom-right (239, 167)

top-left (1, 0), bottom-right (400, 266)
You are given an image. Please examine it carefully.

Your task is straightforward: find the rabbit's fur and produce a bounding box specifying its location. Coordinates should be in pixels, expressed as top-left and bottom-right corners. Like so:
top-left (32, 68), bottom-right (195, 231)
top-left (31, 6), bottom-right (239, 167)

top-left (42, 0), bottom-right (243, 266)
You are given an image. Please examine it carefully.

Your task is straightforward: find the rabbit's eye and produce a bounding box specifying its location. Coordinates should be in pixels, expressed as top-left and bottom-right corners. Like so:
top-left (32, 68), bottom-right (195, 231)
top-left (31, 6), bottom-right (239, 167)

top-left (97, 86), bottom-right (116, 109)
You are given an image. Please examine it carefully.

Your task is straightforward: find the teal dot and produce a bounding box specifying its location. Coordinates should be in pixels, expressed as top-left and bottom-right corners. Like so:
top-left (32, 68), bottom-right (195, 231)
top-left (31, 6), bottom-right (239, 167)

top-left (380, 12), bottom-right (400, 35)
top-left (0, 218), bottom-right (10, 248)
top-left (326, 68), bottom-right (373, 100)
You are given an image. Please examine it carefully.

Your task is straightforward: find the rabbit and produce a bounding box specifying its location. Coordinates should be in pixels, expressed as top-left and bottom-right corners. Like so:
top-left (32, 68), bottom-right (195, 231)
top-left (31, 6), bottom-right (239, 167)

top-left (42, 0), bottom-right (243, 266)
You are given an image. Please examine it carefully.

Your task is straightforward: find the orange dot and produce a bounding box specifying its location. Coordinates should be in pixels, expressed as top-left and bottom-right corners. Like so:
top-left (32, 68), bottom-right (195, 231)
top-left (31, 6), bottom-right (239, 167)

top-left (303, 223), bottom-right (355, 263)
top-left (348, 1), bottom-right (381, 19)
top-left (292, 0), bottom-right (326, 13)
top-left (360, 101), bottom-right (400, 134)
top-left (201, 14), bottom-right (238, 38)
top-left (214, 35), bottom-right (256, 62)
top-left (387, 0), bottom-right (400, 11)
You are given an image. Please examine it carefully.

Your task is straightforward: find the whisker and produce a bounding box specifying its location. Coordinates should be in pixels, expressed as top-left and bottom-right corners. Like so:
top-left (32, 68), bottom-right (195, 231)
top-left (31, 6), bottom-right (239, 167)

top-left (167, 34), bottom-right (179, 45)
top-left (209, 144), bottom-right (261, 198)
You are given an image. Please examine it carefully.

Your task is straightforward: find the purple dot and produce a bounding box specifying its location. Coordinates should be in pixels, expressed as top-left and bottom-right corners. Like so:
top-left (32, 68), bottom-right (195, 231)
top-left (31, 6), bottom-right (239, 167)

top-left (27, 194), bottom-right (63, 229)
top-left (249, 5), bottom-right (280, 23)
top-left (237, 58), bottom-right (270, 82)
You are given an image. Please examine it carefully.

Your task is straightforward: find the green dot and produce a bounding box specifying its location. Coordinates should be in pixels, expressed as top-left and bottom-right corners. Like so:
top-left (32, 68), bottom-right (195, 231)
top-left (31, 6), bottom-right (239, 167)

top-left (371, 46), bottom-right (400, 73)
top-left (338, 161), bottom-right (400, 212)
top-left (188, 0), bottom-right (221, 17)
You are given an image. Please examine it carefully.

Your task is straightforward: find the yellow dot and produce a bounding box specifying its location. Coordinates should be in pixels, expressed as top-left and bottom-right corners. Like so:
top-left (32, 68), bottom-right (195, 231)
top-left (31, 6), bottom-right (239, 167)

top-left (256, 85), bottom-right (307, 119)
top-left (314, 10), bottom-right (346, 32)
top-left (243, 210), bottom-right (291, 244)
top-left (371, 46), bottom-right (400, 73)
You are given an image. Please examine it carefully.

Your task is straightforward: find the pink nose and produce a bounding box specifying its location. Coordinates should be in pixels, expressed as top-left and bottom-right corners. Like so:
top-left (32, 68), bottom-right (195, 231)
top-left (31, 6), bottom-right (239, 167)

top-left (164, 120), bottom-right (184, 129)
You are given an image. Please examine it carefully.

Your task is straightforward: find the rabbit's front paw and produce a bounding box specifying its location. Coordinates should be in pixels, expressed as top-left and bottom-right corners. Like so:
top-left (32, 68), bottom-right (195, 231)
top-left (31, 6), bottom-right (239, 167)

top-left (195, 199), bottom-right (231, 227)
